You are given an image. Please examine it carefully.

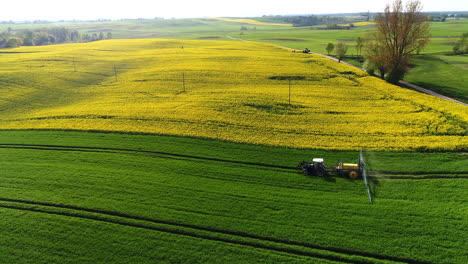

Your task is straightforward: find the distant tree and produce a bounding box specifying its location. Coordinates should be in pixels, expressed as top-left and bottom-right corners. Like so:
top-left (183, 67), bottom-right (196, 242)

top-left (23, 36), bottom-right (35, 46)
top-left (48, 34), bottom-right (56, 43)
top-left (35, 33), bottom-right (51, 45)
top-left (453, 32), bottom-right (468, 55)
top-left (82, 34), bottom-right (91, 42)
top-left (355, 36), bottom-right (364, 56)
top-left (372, 0), bottom-right (430, 84)
top-left (92, 33), bottom-right (98, 41)
top-left (70, 30), bottom-right (81, 42)
top-left (325, 43), bottom-right (334, 55)
top-left (99, 32), bottom-right (104, 40)
top-left (6, 37), bottom-right (22, 48)
top-left (335, 42), bottom-right (348, 62)
top-left (7, 27), bottom-right (12, 33)
top-left (49, 27), bottom-right (70, 43)
top-left (106, 32), bottom-right (113, 39)
top-left (240, 26), bottom-right (248, 31)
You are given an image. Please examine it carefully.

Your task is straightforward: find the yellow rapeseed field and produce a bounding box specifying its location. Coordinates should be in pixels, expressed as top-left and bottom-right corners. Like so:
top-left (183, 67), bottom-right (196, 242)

top-left (209, 17), bottom-right (293, 26)
top-left (0, 39), bottom-right (466, 150)
top-left (340, 21), bottom-right (376, 27)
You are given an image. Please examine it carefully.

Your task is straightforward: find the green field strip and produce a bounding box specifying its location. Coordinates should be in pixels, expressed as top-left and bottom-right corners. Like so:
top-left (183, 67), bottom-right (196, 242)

top-left (371, 175), bottom-right (468, 180)
top-left (1, 143), bottom-right (464, 181)
top-left (0, 209), bottom-right (347, 264)
top-left (0, 131), bottom-right (466, 263)
top-left (0, 143), bottom-right (296, 170)
top-left (0, 198), bottom-right (424, 264)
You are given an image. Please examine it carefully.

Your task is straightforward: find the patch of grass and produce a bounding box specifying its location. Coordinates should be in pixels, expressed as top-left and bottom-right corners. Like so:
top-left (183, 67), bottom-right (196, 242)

top-left (405, 54), bottom-right (468, 103)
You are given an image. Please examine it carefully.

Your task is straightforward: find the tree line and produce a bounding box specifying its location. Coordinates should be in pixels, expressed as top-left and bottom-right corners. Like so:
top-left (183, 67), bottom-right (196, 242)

top-left (0, 27), bottom-right (112, 48)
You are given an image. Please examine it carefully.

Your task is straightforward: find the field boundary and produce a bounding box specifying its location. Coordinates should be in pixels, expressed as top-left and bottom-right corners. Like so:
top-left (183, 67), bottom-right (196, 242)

top-left (0, 197), bottom-right (430, 264)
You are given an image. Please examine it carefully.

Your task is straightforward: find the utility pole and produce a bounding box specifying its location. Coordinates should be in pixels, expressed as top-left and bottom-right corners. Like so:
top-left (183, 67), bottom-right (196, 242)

top-left (182, 72), bottom-right (186, 92)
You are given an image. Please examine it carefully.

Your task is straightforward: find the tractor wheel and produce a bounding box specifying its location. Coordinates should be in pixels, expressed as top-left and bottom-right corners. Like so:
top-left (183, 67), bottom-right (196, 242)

top-left (316, 167), bottom-right (325, 177)
top-left (349, 171), bottom-right (359, 179)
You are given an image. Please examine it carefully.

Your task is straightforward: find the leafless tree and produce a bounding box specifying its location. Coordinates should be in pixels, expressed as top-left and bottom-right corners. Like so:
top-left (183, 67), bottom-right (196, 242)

top-left (368, 0), bottom-right (430, 83)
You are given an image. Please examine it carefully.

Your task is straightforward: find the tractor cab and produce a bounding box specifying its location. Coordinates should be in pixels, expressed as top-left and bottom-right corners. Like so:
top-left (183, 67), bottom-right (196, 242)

top-left (302, 158), bottom-right (326, 176)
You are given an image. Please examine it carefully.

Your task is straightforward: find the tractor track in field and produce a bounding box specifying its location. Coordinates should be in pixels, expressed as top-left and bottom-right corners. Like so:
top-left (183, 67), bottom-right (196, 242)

top-left (1, 143), bottom-right (467, 180)
top-left (0, 143), bottom-right (293, 170)
top-left (0, 197), bottom-right (431, 264)
top-left (372, 175), bottom-right (468, 180)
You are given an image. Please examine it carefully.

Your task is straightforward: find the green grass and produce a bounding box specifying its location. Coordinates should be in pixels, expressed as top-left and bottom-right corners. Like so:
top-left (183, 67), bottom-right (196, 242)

top-left (404, 54), bottom-right (468, 102)
top-left (0, 130), bottom-right (466, 263)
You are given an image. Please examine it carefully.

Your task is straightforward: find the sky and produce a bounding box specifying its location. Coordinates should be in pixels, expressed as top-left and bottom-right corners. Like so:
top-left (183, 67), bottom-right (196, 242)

top-left (2, 0), bottom-right (467, 21)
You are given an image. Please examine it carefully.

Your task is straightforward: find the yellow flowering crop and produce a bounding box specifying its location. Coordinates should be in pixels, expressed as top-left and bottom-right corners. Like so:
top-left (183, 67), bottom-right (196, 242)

top-left (339, 21), bottom-right (376, 27)
top-left (209, 17), bottom-right (293, 26)
top-left (0, 39), bottom-right (466, 151)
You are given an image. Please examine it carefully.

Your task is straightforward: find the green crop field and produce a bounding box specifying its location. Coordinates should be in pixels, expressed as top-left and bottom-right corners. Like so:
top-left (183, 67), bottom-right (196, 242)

top-left (1, 130), bottom-right (467, 263)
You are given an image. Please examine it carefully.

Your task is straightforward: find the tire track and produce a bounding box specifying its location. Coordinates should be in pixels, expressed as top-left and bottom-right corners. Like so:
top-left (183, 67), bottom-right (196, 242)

top-left (0, 143), bottom-right (294, 170)
top-left (1, 143), bottom-right (466, 180)
top-left (0, 197), bottom-right (430, 264)
top-left (372, 175), bottom-right (468, 180)
top-left (370, 171), bottom-right (468, 175)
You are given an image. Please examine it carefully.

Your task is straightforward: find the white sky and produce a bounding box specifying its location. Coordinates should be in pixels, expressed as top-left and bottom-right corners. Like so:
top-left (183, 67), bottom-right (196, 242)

top-left (3, 0), bottom-right (467, 21)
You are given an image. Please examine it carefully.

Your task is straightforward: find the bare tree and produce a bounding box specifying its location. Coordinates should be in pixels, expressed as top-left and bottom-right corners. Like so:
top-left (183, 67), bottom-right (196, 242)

top-left (370, 0), bottom-right (430, 83)
top-left (363, 38), bottom-right (388, 79)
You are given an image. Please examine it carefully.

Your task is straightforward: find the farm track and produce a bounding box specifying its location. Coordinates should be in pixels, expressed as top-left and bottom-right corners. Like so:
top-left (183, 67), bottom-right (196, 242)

top-left (1, 143), bottom-right (466, 180)
top-left (0, 197), bottom-right (431, 264)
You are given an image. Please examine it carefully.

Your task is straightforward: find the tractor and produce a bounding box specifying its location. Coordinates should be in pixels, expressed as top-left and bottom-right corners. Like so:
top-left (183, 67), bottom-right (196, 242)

top-left (297, 158), bottom-right (362, 179)
top-left (297, 158), bottom-right (327, 176)
top-left (297, 151), bottom-right (373, 203)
